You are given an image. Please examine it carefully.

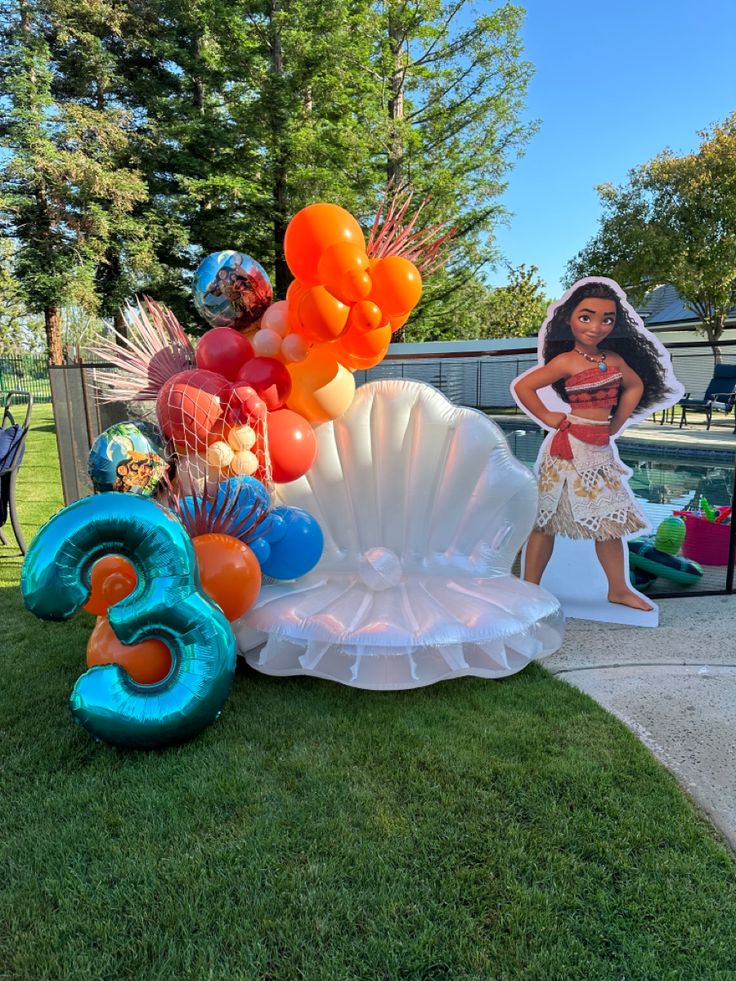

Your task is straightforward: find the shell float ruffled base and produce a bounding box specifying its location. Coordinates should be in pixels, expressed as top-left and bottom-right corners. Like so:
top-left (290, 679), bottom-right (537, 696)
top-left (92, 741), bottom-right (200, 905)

top-left (235, 380), bottom-right (565, 689)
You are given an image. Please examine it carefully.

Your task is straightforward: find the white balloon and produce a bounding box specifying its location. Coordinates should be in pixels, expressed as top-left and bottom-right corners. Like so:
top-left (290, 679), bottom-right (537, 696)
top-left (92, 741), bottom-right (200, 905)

top-left (252, 328), bottom-right (283, 358)
top-left (280, 333), bottom-right (309, 363)
top-left (260, 300), bottom-right (290, 337)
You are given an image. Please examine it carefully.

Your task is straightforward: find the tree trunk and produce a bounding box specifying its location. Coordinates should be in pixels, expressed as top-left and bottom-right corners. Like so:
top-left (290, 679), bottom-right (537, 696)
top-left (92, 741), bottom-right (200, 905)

top-left (705, 315), bottom-right (724, 364)
top-left (45, 306), bottom-right (63, 365)
top-left (114, 307), bottom-right (128, 342)
top-left (270, 0), bottom-right (289, 298)
top-left (386, 11), bottom-right (405, 188)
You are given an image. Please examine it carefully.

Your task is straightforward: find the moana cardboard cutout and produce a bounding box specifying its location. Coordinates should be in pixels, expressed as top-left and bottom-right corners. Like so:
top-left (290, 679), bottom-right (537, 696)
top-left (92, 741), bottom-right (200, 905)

top-left (511, 277), bottom-right (684, 626)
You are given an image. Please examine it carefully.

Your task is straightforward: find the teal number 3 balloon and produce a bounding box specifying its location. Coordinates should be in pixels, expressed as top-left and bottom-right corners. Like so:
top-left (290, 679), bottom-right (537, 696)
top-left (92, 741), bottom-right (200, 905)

top-left (21, 493), bottom-right (236, 748)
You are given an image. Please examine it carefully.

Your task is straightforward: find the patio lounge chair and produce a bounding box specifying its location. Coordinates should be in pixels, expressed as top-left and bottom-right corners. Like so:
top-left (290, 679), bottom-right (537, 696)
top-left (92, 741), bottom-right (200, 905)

top-left (236, 379), bottom-right (564, 690)
top-left (0, 391), bottom-right (33, 555)
top-left (678, 364), bottom-right (736, 432)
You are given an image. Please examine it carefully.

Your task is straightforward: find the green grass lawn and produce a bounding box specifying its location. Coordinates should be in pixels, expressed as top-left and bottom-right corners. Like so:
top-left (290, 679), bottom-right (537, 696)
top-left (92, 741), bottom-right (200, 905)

top-left (3, 405), bottom-right (736, 979)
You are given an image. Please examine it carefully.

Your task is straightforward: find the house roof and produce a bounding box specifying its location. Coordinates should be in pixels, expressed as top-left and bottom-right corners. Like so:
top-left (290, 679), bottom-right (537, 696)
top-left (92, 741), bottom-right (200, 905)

top-left (637, 283), bottom-right (736, 326)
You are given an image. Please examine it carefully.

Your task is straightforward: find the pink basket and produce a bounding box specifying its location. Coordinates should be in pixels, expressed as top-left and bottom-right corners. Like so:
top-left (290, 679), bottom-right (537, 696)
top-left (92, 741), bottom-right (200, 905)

top-left (675, 512), bottom-right (731, 566)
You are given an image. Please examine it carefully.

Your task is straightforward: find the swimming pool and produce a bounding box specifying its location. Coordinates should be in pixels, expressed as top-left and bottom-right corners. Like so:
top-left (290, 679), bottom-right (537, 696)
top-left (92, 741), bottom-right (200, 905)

top-left (501, 424), bottom-right (735, 595)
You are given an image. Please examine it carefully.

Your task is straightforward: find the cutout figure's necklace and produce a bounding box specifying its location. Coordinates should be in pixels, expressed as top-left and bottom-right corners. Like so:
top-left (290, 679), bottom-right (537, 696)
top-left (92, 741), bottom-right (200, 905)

top-left (574, 348), bottom-right (608, 373)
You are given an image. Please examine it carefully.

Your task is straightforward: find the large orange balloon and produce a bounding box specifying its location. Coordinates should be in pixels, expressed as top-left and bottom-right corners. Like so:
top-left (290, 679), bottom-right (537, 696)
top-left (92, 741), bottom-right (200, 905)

top-left (317, 243), bottom-right (372, 304)
top-left (193, 534), bottom-right (262, 621)
top-left (287, 346), bottom-right (356, 423)
top-left (335, 323), bottom-right (392, 371)
top-left (87, 617), bottom-right (172, 685)
top-left (286, 279), bottom-right (308, 332)
top-left (369, 256), bottom-right (422, 317)
top-left (83, 555), bottom-right (137, 617)
top-left (297, 286), bottom-right (350, 341)
top-left (284, 204), bottom-right (365, 286)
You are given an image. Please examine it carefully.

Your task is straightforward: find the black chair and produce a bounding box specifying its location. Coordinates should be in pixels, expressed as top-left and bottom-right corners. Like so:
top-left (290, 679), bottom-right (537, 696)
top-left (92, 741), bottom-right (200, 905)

top-left (678, 364), bottom-right (736, 432)
top-left (0, 391), bottom-right (33, 555)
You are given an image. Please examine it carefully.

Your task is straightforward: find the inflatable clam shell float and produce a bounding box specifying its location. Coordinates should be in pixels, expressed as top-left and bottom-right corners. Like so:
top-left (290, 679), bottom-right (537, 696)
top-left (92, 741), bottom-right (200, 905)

top-left (235, 379), bottom-right (564, 689)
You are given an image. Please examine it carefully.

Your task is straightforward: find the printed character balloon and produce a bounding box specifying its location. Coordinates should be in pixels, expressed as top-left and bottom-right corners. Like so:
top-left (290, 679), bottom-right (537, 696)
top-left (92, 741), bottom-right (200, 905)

top-left (88, 421), bottom-right (168, 496)
top-left (194, 250), bottom-right (273, 329)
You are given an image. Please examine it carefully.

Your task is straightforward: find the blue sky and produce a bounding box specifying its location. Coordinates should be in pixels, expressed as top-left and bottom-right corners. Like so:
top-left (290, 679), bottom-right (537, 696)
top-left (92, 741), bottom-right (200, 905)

top-left (489, 0), bottom-right (736, 295)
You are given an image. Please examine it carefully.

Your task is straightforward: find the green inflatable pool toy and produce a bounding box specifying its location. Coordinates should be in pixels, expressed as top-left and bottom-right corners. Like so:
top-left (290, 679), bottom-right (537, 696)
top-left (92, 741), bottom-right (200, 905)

top-left (628, 538), bottom-right (704, 586)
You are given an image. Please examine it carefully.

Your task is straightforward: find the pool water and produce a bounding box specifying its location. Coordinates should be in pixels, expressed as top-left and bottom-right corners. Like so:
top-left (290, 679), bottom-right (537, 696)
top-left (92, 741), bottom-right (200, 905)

top-left (504, 427), bottom-right (735, 594)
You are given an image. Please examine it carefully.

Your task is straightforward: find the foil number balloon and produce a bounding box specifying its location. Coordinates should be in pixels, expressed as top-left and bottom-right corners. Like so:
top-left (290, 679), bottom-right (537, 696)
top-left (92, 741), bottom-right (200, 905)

top-left (21, 494), bottom-right (236, 749)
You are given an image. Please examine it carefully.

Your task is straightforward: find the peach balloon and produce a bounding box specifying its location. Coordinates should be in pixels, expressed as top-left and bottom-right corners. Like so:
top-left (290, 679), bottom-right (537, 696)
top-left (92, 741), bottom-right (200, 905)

top-left (297, 286), bottom-right (350, 341)
top-left (284, 203), bottom-right (365, 286)
top-left (252, 328), bottom-right (283, 358)
top-left (227, 424), bottom-right (256, 451)
top-left (261, 300), bottom-right (290, 337)
top-left (281, 333), bottom-right (310, 363)
top-left (287, 346), bottom-right (356, 424)
top-left (206, 440), bottom-right (234, 470)
top-left (230, 449), bottom-right (259, 476)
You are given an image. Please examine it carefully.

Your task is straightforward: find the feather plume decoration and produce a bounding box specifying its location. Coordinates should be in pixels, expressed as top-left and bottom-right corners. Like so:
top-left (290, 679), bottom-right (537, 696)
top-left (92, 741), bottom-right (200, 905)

top-left (92, 297), bottom-right (195, 403)
top-left (165, 472), bottom-right (272, 545)
top-left (366, 182), bottom-right (458, 276)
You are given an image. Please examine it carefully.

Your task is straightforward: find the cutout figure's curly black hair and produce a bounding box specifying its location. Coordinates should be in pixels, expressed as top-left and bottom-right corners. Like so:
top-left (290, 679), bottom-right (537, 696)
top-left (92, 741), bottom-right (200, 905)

top-left (542, 281), bottom-right (672, 411)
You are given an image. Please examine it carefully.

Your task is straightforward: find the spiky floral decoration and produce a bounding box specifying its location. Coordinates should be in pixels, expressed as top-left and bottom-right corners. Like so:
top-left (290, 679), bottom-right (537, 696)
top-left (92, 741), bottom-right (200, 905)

top-left (92, 297), bottom-right (195, 403)
top-left (366, 182), bottom-right (458, 276)
top-left (165, 473), bottom-right (272, 546)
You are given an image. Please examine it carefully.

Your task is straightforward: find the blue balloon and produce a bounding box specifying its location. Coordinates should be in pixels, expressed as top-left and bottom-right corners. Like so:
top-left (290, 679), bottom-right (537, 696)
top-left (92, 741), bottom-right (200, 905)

top-left (260, 506), bottom-right (323, 581)
top-left (248, 536), bottom-right (271, 565)
top-left (21, 494), bottom-right (236, 749)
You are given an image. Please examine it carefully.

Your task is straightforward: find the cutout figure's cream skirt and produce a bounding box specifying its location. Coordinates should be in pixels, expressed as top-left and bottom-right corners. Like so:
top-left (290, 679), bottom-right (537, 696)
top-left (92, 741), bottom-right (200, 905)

top-left (535, 416), bottom-right (647, 541)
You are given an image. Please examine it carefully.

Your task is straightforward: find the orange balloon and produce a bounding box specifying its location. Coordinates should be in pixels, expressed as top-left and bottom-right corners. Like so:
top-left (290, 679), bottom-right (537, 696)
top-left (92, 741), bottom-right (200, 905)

top-left (389, 311), bottom-right (410, 332)
top-left (297, 286), bottom-right (350, 341)
top-left (87, 616), bottom-right (172, 685)
top-left (335, 323), bottom-right (392, 371)
top-left (284, 204), bottom-right (365, 286)
top-left (317, 243), bottom-right (372, 303)
top-left (287, 345), bottom-right (356, 423)
top-left (286, 279), bottom-right (309, 334)
top-left (83, 555), bottom-right (137, 617)
top-left (193, 533), bottom-right (262, 621)
top-left (369, 256), bottom-right (422, 316)
top-left (347, 300), bottom-right (384, 333)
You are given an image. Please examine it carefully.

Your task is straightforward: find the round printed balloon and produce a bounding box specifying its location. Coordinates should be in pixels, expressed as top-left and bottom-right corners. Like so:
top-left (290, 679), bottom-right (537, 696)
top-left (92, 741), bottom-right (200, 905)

top-left (88, 421), bottom-right (168, 496)
top-left (194, 251), bottom-right (273, 329)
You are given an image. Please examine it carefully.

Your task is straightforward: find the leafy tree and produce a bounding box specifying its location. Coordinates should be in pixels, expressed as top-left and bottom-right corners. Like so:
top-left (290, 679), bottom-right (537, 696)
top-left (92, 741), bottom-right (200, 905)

top-left (482, 263), bottom-right (548, 338)
top-left (375, 0), bottom-right (537, 340)
top-left (0, 239), bottom-right (45, 354)
top-left (0, 0), bottom-right (148, 362)
top-left (567, 114), bottom-right (736, 359)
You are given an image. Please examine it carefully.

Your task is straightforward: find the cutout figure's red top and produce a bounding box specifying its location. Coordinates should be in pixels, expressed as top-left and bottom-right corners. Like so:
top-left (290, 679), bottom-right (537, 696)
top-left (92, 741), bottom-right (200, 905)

top-left (564, 367), bottom-right (622, 409)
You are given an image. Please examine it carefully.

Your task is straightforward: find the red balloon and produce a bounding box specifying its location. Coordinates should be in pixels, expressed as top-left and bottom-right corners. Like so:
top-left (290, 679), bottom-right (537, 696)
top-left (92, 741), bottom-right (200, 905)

top-left (157, 369), bottom-right (230, 450)
top-left (266, 408), bottom-right (318, 483)
top-left (225, 383), bottom-right (268, 426)
top-left (195, 327), bottom-right (254, 381)
top-left (236, 357), bottom-right (292, 412)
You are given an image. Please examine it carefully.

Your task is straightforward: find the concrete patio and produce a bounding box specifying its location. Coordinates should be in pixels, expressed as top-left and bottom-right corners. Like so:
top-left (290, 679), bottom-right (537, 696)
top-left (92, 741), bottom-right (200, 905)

top-left (545, 594), bottom-right (736, 853)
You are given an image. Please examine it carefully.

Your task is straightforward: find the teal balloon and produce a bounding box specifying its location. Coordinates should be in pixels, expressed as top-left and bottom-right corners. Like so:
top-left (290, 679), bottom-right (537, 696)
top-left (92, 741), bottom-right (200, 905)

top-left (260, 506), bottom-right (323, 580)
top-left (21, 493), bottom-right (236, 749)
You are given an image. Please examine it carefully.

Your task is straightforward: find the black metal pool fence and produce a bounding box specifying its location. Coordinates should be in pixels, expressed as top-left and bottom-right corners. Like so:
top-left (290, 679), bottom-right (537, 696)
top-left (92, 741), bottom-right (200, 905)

top-left (40, 338), bottom-right (736, 598)
top-left (0, 355), bottom-right (52, 403)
